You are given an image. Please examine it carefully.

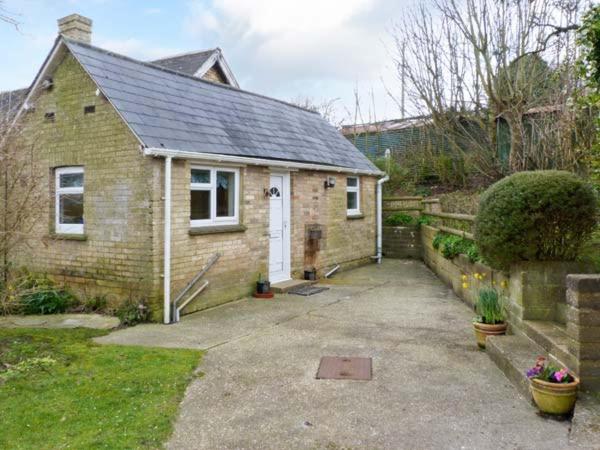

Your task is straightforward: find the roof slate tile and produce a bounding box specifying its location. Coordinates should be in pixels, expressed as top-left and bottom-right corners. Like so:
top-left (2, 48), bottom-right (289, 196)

top-left (65, 39), bottom-right (378, 172)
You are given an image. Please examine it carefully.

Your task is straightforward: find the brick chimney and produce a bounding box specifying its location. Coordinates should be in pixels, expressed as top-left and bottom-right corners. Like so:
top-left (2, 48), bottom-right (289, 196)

top-left (57, 14), bottom-right (92, 44)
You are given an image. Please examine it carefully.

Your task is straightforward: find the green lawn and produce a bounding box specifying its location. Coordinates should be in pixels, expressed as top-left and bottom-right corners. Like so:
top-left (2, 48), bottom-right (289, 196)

top-left (0, 328), bottom-right (202, 449)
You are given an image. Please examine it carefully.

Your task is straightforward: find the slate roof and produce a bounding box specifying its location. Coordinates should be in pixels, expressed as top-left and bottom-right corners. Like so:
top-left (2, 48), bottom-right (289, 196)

top-left (150, 50), bottom-right (215, 76)
top-left (64, 39), bottom-right (378, 172)
top-left (0, 87), bottom-right (29, 123)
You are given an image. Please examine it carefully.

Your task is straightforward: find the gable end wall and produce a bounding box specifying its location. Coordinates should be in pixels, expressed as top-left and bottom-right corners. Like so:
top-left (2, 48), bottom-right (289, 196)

top-left (8, 52), bottom-right (160, 310)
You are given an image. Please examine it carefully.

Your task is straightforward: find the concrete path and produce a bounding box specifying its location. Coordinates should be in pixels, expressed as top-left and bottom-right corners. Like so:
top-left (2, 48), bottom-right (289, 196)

top-left (98, 260), bottom-right (575, 449)
top-left (0, 313), bottom-right (119, 329)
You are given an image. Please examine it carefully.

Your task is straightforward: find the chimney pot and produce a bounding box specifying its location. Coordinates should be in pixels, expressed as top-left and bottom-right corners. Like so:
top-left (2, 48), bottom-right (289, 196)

top-left (57, 14), bottom-right (92, 44)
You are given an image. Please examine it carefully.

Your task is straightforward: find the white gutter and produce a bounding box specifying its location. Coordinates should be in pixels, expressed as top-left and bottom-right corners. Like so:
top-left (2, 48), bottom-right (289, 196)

top-left (163, 156), bottom-right (172, 324)
top-left (144, 147), bottom-right (384, 177)
top-left (376, 175), bottom-right (390, 264)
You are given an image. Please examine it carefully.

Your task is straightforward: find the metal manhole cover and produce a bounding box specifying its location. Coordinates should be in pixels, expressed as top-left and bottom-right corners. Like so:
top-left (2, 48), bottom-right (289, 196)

top-left (288, 285), bottom-right (329, 296)
top-left (316, 356), bottom-right (372, 380)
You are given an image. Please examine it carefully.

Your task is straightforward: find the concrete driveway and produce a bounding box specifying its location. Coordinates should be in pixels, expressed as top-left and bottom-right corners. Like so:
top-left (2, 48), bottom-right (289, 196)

top-left (97, 260), bottom-right (573, 449)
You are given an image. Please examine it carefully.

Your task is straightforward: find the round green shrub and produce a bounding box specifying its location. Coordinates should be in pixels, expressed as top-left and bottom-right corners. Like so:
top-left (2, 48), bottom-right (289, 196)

top-left (475, 171), bottom-right (598, 270)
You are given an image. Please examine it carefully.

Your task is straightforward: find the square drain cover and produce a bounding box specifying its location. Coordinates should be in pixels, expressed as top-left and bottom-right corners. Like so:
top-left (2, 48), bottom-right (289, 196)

top-left (289, 285), bottom-right (329, 296)
top-left (316, 356), bottom-right (372, 380)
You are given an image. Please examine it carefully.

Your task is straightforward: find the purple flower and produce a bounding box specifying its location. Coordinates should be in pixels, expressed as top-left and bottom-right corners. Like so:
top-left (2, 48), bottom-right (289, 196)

top-left (526, 366), bottom-right (542, 378)
top-left (553, 368), bottom-right (569, 382)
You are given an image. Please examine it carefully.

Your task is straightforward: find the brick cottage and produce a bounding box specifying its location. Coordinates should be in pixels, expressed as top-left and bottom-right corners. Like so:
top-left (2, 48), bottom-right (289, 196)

top-left (3, 14), bottom-right (386, 322)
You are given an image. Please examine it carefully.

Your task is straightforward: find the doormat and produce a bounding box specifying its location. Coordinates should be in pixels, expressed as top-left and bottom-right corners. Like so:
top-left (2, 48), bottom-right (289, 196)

top-left (288, 285), bottom-right (329, 296)
top-left (316, 356), bottom-right (372, 380)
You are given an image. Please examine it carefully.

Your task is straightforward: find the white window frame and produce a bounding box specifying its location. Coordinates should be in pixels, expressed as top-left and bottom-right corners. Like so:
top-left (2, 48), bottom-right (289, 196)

top-left (346, 176), bottom-right (361, 216)
top-left (190, 165), bottom-right (240, 227)
top-left (55, 166), bottom-right (84, 235)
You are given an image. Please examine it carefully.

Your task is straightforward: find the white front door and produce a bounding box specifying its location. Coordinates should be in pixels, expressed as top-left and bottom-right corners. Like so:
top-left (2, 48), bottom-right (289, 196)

top-left (269, 173), bottom-right (291, 283)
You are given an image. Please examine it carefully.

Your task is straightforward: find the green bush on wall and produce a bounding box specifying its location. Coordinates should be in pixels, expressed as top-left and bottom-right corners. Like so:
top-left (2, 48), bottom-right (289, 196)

top-left (433, 232), bottom-right (480, 263)
top-left (385, 212), bottom-right (414, 226)
top-left (475, 171), bottom-right (598, 270)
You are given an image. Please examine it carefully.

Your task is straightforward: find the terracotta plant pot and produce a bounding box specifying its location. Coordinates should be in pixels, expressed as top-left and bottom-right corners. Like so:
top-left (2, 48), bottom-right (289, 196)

top-left (530, 375), bottom-right (580, 415)
top-left (473, 322), bottom-right (507, 349)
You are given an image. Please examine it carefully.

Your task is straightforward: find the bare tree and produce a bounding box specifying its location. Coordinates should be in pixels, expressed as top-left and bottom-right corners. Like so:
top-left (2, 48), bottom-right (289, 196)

top-left (391, 0), bottom-right (588, 177)
top-left (0, 102), bottom-right (46, 284)
top-left (0, 1), bottom-right (19, 29)
top-left (290, 96), bottom-right (343, 127)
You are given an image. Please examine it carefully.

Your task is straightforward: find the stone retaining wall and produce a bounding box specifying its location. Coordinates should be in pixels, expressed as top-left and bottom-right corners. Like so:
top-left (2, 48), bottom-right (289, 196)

top-left (567, 275), bottom-right (600, 389)
top-left (382, 225), bottom-right (421, 259)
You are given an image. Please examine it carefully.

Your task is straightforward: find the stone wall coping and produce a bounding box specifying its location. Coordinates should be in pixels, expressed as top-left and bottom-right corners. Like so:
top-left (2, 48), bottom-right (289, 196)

top-left (567, 274), bottom-right (600, 294)
top-left (188, 224), bottom-right (247, 236)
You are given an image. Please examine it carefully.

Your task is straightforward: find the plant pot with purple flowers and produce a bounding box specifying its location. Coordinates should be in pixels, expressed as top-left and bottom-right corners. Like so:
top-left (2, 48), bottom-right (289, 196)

top-left (472, 288), bottom-right (507, 349)
top-left (526, 356), bottom-right (579, 415)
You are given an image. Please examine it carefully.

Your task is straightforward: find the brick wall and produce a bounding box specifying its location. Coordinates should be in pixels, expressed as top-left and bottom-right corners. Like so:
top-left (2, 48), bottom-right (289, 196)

top-left (7, 50), bottom-right (378, 320)
top-left (163, 165), bottom-right (377, 315)
top-left (201, 65), bottom-right (227, 84)
top-left (8, 52), bottom-right (158, 308)
top-left (566, 275), bottom-right (600, 389)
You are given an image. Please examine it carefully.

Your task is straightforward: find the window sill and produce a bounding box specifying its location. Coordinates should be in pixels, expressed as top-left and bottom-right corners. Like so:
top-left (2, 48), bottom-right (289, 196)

top-left (48, 233), bottom-right (88, 241)
top-left (347, 213), bottom-right (364, 220)
top-left (189, 224), bottom-right (247, 236)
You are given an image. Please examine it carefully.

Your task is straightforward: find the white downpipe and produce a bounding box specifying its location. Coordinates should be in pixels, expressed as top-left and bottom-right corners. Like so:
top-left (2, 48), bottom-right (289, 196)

top-left (376, 175), bottom-right (390, 264)
top-left (163, 156), bottom-right (172, 324)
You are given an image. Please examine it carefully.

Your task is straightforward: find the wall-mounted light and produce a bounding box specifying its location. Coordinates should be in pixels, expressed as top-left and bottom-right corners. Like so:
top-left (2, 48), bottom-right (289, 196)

top-left (324, 176), bottom-right (336, 189)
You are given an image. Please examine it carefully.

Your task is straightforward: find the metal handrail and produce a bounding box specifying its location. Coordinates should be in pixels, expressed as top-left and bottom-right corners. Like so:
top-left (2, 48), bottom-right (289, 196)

top-left (172, 253), bottom-right (220, 322)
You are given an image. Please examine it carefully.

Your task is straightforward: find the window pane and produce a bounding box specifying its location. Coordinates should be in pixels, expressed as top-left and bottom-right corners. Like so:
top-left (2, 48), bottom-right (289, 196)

top-left (216, 171), bottom-right (235, 217)
top-left (191, 190), bottom-right (210, 220)
top-left (60, 172), bottom-right (83, 188)
top-left (191, 169), bottom-right (210, 184)
top-left (347, 177), bottom-right (358, 188)
top-left (59, 193), bottom-right (84, 224)
top-left (347, 192), bottom-right (358, 211)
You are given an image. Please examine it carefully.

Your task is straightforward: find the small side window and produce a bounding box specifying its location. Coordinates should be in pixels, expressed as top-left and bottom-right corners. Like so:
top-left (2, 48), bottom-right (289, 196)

top-left (346, 176), bottom-right (360, 216)
top-left (55, 167), bottom-right (84, 234)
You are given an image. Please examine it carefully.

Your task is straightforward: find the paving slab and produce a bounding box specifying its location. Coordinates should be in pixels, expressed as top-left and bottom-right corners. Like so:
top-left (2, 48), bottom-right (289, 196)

top-left (0, 313), bottom-right (119, 330)
top-left (98, 260), bottom-right (586, 449)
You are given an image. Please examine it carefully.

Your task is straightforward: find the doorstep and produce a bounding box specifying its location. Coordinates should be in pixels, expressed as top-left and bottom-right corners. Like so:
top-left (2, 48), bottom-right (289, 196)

top-left (270, 279), bottom-right (315, 293)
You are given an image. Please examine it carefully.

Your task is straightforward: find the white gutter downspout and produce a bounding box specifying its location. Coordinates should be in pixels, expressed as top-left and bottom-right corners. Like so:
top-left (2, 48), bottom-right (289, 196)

top-left (376, 174), bottom-right (390, 264)
top-left (163, 156), bottom-right (172, 324)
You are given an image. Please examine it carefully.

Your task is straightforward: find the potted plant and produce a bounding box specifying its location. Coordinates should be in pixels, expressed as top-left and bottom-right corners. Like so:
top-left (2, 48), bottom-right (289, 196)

top-left (304, 268), bottom-right (317, 281)
top-left (526, 356), bottom-right (579, 415)
top-left (473, 288), bottom-right (507, 349)
top-left (256, 273), bottom-right (270, 294)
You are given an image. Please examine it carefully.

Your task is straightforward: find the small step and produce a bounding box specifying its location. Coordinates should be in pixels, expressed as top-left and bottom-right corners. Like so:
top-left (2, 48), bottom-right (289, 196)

top-left (271, 279), bottom-right (314, 293)
top-left (521, 320), bottom-right (577, 370)
top-left (486, 334), bottom-right (543, 399)
top-left (487, 333), bottom-right (600, 444)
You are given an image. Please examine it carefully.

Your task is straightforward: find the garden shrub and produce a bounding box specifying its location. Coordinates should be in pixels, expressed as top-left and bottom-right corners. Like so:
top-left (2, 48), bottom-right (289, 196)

top-left (433, 232), bottom-right (480, 262)
top-left (18, 273), bottom-right (76, 315)
top-left (116, 298), bottom-right (150, 326)
top-left (385, 212), bottom-right (414, 226)
top-left (432, 232), bottom-right (445, 249)
top-left (82, 295), bottom-right (108, 313)
top-left (475, 171), bottom-right (598, 270)
top-left (416, 215), bottom-right (434, 227)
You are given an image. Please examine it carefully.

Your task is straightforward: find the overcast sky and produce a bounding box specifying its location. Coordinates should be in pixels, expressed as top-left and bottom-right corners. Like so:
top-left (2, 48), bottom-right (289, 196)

top-left (0, 0), bottom-right (416, 123)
